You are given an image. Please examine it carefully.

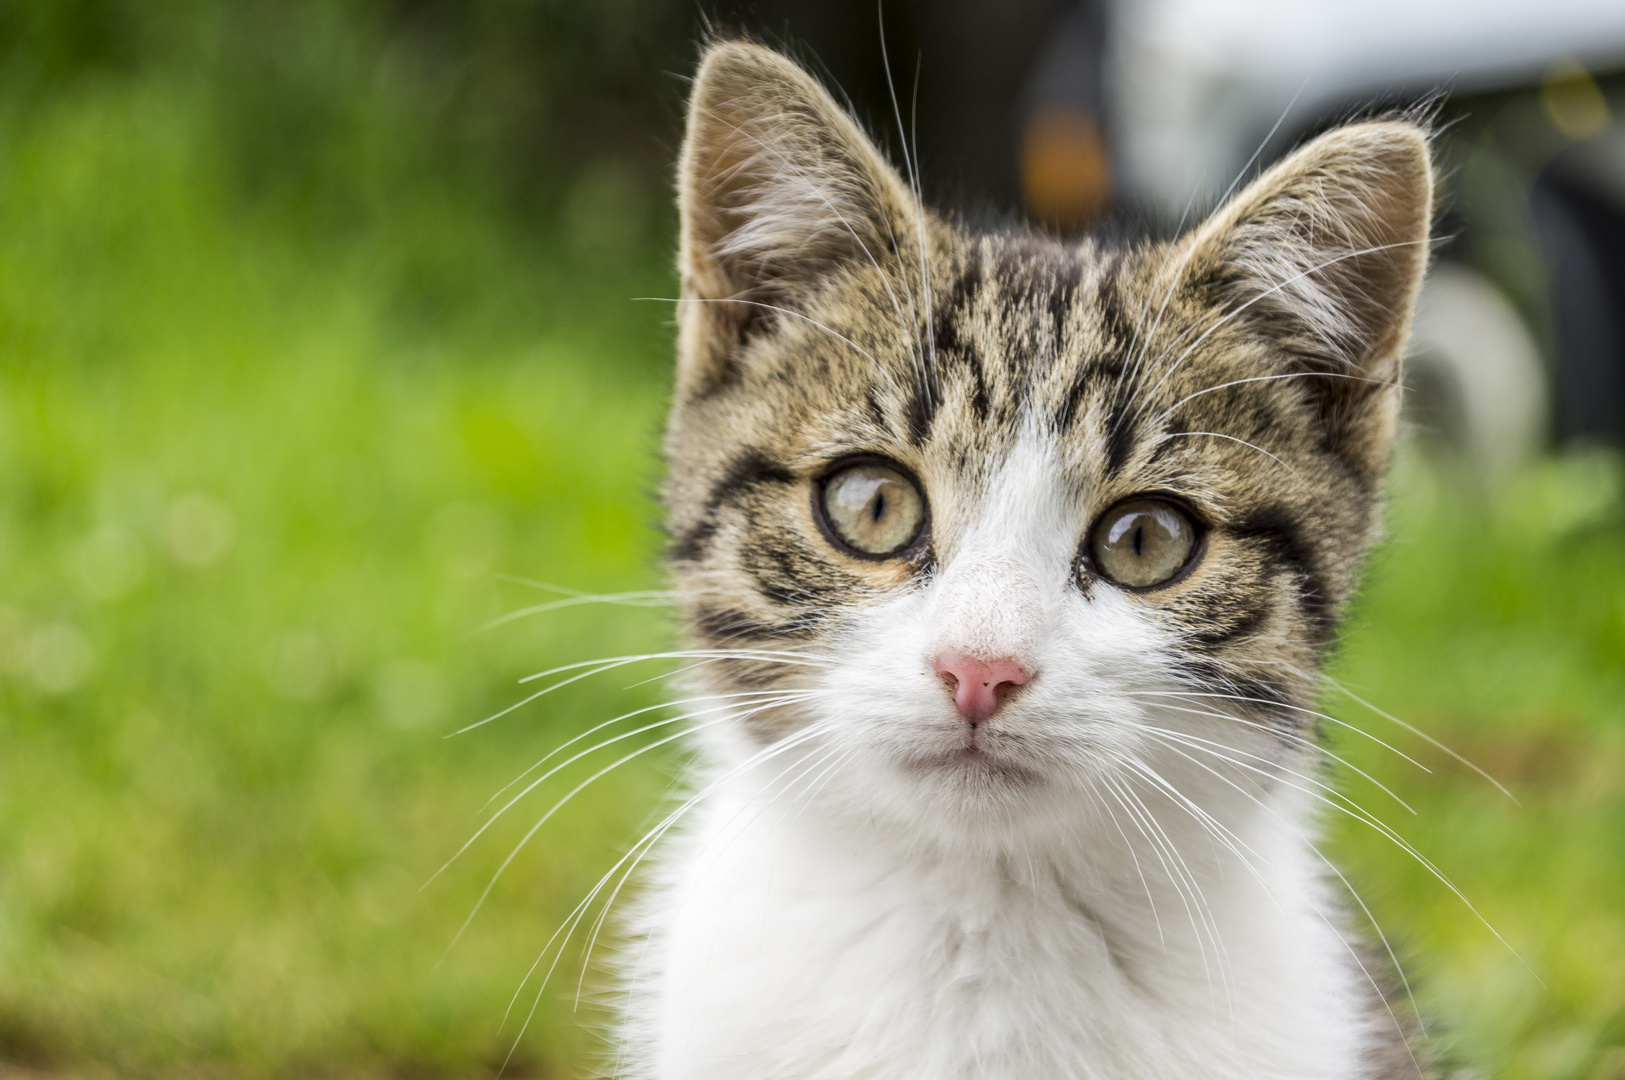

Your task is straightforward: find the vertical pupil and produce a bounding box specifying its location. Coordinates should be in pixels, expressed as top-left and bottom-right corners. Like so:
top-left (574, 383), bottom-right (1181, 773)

top-left (870, 490), bottom-right (887, 524)
top-left (1132, 522), bottom-right (1145, 557)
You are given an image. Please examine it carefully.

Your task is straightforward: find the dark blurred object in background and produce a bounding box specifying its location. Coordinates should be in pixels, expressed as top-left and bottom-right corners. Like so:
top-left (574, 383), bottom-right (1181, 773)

top-left (707, 0), bottom-right (1112, 230)
top-left (1536, 127), bottom-right (1625, 444)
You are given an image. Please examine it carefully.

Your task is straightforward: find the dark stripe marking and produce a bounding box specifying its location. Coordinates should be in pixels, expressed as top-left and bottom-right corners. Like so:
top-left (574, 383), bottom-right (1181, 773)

top-left (1230, 505), bottom-right (1333, 646)
top-left (692, 606), bottom-right (817, 643)
top-left (670, 450), bottom-right (796, 563)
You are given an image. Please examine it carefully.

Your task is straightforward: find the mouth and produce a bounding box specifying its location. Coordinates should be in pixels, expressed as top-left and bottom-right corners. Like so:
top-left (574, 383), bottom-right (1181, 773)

top-left (909, 742), bottom-right (1040, 784)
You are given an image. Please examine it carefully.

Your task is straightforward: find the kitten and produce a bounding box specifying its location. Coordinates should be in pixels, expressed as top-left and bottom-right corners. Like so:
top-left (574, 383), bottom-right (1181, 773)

top-left (624, 40), bottom-right (1434, 1079)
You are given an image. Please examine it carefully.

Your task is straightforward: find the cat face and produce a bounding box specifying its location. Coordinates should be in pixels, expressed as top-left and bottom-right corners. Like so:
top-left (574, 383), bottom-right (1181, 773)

top-left (664, 42), bottom-right (1431, 837)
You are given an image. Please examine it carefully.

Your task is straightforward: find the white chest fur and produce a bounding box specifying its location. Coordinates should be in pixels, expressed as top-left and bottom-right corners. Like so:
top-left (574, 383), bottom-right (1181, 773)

top-left (621, 759), bottom-right (1382, 1080)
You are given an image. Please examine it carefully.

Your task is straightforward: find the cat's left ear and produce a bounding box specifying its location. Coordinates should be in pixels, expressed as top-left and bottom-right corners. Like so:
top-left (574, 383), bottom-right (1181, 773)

top-left (1183, 120), bottom-right (1434, 479)
top-left (675, 41), bottom-right (922, 396)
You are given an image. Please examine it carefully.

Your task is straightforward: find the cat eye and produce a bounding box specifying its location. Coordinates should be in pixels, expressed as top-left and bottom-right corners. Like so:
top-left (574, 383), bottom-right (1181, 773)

top-left (815, 459), bottom-right (927, 559)
top-left (1086, 497), bottom-right (1201, 590)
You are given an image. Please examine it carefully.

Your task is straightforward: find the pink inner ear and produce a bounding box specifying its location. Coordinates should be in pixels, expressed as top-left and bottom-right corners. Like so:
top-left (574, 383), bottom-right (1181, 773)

top-left (934, 651), bottom-right (1031, 724)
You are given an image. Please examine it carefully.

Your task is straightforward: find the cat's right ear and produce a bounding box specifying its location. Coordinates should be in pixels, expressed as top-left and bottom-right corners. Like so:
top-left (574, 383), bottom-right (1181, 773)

top-left (676, 41), bottom-right (920, 395)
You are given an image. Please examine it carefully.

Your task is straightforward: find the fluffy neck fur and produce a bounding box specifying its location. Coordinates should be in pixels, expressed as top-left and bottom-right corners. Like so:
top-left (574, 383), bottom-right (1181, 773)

top-left (627, 739), bottom-right (1382, 1079)
top-left (619, 41), bottom-right (1435, 1080)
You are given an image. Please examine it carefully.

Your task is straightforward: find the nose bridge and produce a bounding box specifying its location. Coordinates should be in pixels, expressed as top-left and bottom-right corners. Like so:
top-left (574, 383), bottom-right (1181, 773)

top-left (927, 430), bottom-right (1070, 664)
top-left (930, 546), bottom-right (1045, 663)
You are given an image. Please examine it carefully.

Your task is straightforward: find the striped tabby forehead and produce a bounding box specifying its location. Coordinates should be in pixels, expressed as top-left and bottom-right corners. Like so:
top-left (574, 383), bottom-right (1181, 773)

top-left (673, 232), bottom-right (1362, 537)
top-left (667, 230), bottom-right (1371, 677)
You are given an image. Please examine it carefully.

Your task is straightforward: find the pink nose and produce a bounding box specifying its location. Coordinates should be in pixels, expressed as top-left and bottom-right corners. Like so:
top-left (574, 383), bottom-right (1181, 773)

top-left (934, 651), bottom-right (1031, 723)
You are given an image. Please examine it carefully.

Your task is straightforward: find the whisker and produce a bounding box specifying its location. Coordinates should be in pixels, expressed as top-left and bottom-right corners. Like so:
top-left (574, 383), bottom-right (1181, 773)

top-left (1212, 79), bottom-right (1309, 220)
top-left (604, 735), bottom-right (856, 1051)
top-left (1127, 689), bottom-right (1431, 773)
top-left (1121, 774), bottom-right (1236, 1011)
top-left (516, 648), bottom-right (823, 687)
top-left (1121, 696), bottom-right (1418, 813)
top-left (1108, 170), bottom-right (1221, 435)
top-left (448, 648), bottom-right (824, 737)
top-left (474, 590), bottom-right (673, 635)
top-left (1134, 719), bottom-right (1404, 827)
top-left (1150, 430), bottom-right (1306, 481)
top-left (786, 743), bottom-right (860, 820)
top-left (1121, 724), bottom-right (1429, 1062)
top-left (442, 693), bottom-right (817, 961)
top-left (1133, 725), bottom-right (1539, 982)
top-left (498, 720), bottom-right (838, 1065)
top-left (1120, 757), bottom-right (1273, 885)
top-left (1314, 846), bottom-right (1429, 1045)
top-left (1116, 757), bottom-right (1292, 1029)
top-left (1087, 774), bottom-right (1167, 949)
top-left (477, 688), bottom-right (814, 822)
top-left (490, 576), bottom-right (673, 605)
top-left (876, 203), bottom-right (929, 394)
top-left (511, 724), bottom-right (831, 1018)
top-left (1159, 729), bottom-right (1425, 1058)
top-left (1110, 199), bottom-right (1205, 432)
top-left (1147, 370), bottom-right (1388, 432)
top-left (1101, 775), bottom-right (1226, 993)
top-left (1317, 673), bottom-right (1517, 803)
top-left (578, 736), bottom-right (856, 1008)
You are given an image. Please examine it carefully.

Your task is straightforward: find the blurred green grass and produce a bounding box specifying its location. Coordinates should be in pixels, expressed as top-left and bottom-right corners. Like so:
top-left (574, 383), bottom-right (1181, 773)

top-left (0, 8), bottom-right (1621, 1080)
top-left (0, 28), bottom-right (681, 1076)
top-left (1329, 453), bottom-right (1625, 1080)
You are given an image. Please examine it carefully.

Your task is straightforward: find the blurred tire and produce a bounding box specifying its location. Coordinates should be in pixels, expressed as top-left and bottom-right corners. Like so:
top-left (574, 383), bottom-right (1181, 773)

top-left (1407, 262), bottom-right (1548, 486)
top-left (1534, 130), bottom-right (1625, 446)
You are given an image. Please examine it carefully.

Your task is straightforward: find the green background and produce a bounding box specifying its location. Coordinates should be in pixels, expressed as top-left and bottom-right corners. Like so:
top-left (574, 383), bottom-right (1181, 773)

top-left (0, 3), bottom-right (1620, 1077)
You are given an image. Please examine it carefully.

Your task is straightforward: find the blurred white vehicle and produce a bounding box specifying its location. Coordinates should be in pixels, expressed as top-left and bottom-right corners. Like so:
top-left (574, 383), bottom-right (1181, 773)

top-left (1106, 0), bottom-right (1625, 484)
top-left (1111, 0), bottom-right (1625, 216)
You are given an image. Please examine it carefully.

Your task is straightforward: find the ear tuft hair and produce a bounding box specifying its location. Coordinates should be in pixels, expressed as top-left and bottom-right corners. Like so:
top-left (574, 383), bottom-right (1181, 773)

top-left (675, 42), bottom-right (920, 395)
top-left (1185, 120), bottom-right (1435, 476)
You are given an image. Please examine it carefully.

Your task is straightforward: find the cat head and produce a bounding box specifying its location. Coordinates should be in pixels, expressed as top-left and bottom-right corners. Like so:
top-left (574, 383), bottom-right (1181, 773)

top-left (664, 41), bottom-right (1432, 841)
